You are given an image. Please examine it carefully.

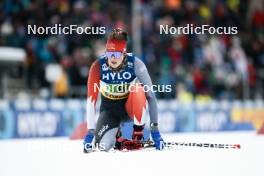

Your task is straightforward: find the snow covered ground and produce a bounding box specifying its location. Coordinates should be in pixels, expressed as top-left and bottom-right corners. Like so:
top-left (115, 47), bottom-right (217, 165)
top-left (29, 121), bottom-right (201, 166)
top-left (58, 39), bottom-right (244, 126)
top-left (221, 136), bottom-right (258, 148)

top-left (0, 131), bottom-right (263, 176)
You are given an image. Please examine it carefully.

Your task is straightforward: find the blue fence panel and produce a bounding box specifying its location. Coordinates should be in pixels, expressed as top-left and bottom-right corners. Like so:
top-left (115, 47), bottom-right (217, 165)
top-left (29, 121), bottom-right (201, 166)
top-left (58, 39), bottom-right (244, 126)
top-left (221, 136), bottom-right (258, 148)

top-left (0, 99), bottom-right (258, 139)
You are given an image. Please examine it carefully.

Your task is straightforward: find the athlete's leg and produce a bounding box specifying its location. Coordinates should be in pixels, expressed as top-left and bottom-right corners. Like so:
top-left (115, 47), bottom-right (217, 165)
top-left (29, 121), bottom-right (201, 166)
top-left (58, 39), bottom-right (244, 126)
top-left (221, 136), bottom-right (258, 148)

top-left (94, 111), bottom-right (120, 151)
top-left (125, 83), bottom-right (147, 140)
top-left (125, 83), bottom-right (147, 125)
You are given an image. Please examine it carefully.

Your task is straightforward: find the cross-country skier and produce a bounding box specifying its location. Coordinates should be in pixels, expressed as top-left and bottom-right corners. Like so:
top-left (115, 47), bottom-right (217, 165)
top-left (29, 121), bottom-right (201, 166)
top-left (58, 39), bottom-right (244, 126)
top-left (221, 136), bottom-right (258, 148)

top-left (83, 28), bottom-right (164, 152)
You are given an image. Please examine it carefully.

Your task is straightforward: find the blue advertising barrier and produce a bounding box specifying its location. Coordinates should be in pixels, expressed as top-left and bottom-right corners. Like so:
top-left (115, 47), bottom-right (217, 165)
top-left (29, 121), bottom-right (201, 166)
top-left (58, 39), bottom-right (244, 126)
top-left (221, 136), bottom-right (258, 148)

top-left (0, 110), bottom-right (15, 139)
top-left (15, 110), bottom-right (62, 138)
top-left (0, 99), bottom-right (257, 139)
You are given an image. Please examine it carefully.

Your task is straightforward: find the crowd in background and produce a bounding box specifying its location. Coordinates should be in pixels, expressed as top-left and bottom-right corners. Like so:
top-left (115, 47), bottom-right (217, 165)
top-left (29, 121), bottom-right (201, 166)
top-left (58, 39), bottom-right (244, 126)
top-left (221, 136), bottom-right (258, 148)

top-left (0, 0), bottom-right (263, 100)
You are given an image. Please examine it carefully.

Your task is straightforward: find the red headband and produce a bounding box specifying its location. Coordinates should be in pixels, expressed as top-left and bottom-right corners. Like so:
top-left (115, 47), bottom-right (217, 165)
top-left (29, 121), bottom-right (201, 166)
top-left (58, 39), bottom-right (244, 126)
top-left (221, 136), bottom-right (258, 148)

top-left (106, 39), bottom-right (126, 52)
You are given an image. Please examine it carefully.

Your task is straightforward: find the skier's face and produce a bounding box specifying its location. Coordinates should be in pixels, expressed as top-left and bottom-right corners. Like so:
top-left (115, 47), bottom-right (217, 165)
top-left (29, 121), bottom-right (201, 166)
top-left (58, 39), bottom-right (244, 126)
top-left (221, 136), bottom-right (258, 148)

top-left (106, 51), bottom-right (125, 69)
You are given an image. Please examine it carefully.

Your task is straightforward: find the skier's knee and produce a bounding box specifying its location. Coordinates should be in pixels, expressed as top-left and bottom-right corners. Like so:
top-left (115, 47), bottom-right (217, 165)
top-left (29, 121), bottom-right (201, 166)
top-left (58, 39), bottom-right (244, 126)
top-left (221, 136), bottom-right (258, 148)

top-left (97, 128), bottom-right (118, 151)
top-left (99, 141), bottom-right (114, 151)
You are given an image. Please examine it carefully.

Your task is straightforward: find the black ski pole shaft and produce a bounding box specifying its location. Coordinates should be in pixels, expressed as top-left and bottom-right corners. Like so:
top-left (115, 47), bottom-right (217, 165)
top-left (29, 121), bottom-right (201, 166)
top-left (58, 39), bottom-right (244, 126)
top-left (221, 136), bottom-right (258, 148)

top-left (165, 141), bottom-right (241, 149)
top-left (142, 141), bottom-right (241, 149)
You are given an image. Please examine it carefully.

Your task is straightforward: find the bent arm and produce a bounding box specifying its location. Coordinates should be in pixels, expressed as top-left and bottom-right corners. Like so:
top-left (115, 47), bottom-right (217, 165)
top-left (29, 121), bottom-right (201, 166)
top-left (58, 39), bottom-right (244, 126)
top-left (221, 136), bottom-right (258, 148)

top-left (86, 60), bottom-right (100, 130)
top-left (134, 57), bottom-right (158, 124)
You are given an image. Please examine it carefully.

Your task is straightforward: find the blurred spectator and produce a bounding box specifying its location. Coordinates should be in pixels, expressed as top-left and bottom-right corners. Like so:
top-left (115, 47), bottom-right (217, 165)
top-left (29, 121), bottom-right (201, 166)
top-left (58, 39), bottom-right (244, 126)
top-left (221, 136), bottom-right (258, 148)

top-left (176, 83), bottom-right (193, 104)
top-left (54, 68), bottom-right (69, 98)
top-left (0, 0), bottom-right (263, 100)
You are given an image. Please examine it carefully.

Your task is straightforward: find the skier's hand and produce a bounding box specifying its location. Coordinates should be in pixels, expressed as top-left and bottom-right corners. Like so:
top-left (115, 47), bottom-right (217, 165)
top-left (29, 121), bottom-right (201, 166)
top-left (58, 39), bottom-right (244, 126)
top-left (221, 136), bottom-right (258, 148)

top-left (150, 123), bottom-right (165, 150)
top-left (151, 130), bottom-right (165, 150)
top-left (83, 129), bottom-right (95, 153)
